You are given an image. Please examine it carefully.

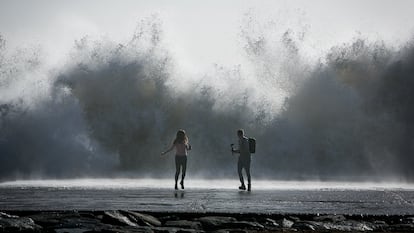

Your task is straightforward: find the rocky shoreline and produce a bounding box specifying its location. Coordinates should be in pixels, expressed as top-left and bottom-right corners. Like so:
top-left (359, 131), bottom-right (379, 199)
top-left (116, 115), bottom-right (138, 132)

top-left (1, 210), bottom-right (414, 232)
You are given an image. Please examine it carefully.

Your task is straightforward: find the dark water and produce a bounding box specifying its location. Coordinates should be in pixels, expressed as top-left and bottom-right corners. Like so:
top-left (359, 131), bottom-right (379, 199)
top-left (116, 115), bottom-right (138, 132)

top-left (0, 179), bottom-right (413, 215)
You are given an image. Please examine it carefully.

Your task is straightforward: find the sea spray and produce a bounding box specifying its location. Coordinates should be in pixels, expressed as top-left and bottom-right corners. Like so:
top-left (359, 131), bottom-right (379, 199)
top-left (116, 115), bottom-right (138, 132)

top-left (1, 16), bottom-right (414, 181)
top-left (258, 39), bottom-right (414, 181)
top-left (0, 39), bottom-right (116, 180)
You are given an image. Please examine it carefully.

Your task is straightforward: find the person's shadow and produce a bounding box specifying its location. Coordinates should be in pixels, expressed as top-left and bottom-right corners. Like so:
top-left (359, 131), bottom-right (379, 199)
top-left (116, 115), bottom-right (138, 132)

top-left (238, 190), bottom-right (252, 195)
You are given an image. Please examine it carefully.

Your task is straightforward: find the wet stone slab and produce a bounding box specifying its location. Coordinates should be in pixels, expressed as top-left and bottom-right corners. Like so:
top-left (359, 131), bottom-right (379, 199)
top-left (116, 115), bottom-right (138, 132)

top-left (1, 187), bottom-right (414, 215)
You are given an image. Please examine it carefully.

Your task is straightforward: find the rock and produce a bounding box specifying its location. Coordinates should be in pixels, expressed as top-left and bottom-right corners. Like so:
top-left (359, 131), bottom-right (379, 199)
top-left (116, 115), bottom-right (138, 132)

top-left (213, 229), bottom-right (248, 233)
top-left (371, 220), bottom-right (388, 231)
top-left (152, 226), bottom-right (201, 233)
top-left (221, 221), bottom-right (264, 230)
top-left (121, 211), bottom-right (162, 227)
top-left (27, 211), bottom-right (105, 232)
top-left (96, 225), bottom-right (153, 233)
top-left (387, 223), bottom-right (414, 232)
top-left (102, 210), bottom-right (139, 227)
top-left (0, 212), bottom-right (42, 232)
top-left (28, 211), bottom-right (82, 227)
top-left (373, 220), bottom-right (387, 225)
top-left (263, 218), bottom-right (279, 227)
top-left (287, 216), bottom-right (300, 222)
top-left (346, 220), bottom-right (374, 231)
top-left (175, 229), bottom-right (201, 233)
top-left (79, 212), bottom-right (96, 219)
top-left (164, 220), bottom-right (202, 229)
top-left (54, 217), bottom-right (103, 230)
top-left (403, 217), bottom-right (414, 224)
top-left (197, 216), bottom-right (236, 229)
top-left (0, 212), bottom-right (18, 218)
top-left (316, 220), bottom-right (374, 231)
top-left (159, 215), bottom-right (180, 223)
top-left (293, 220), bottom-right (374, 232)
top-left (151, 227), bottom-right (170, 233)
top-left (27, 212), bottom-right (65, 227)
top-left (278, 218), bottom-right (294, 228)
top-left (388, 217), bottom-right (404, 224)
top-left (54, 228), bottom-right (92, 233)
top-left (5, 211), bottom-right (414, 233)
top-left (313, 214), bottom-right (346, 222)
top-left (198, 217), bottom-right (264, 231)
top-left (292, 221), bottom-right (316, 231)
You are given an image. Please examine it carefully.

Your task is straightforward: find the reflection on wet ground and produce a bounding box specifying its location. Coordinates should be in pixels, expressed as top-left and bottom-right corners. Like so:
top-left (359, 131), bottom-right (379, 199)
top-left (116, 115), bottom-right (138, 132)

top-left (0, 179), bottom-right (413, 215)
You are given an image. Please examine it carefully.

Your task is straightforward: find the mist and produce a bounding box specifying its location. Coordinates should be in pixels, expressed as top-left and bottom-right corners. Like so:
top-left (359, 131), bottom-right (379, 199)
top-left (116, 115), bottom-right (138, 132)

top-left (1, 13), bottom-right (414, 181)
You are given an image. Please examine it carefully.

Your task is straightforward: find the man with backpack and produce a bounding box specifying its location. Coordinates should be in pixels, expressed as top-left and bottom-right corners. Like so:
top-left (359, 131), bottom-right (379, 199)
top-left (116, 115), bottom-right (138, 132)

top-left (231, 129), bottom-right (253, 191)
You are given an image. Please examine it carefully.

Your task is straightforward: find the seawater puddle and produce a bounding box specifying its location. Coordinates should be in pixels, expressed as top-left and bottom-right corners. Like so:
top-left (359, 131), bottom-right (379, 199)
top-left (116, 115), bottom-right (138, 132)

top-left (0, 179), bottom-right (413, 191)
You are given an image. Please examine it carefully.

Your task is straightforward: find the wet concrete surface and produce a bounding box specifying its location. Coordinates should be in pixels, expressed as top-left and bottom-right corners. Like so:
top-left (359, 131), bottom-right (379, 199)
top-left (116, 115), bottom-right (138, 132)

top-left (1, 186), bottom-right (413, 215)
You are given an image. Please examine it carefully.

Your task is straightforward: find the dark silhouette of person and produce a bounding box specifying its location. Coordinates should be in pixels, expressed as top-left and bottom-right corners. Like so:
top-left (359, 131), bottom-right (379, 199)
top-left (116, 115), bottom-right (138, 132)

top-left (231, 129), bottom-right (251, 191)
top-left (161, 129), bottom-right (191, 190)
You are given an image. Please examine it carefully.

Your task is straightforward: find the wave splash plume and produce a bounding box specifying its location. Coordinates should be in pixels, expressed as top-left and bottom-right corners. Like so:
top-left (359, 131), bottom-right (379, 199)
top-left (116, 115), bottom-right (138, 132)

top-left (1, 16), bottom-right (414, 182)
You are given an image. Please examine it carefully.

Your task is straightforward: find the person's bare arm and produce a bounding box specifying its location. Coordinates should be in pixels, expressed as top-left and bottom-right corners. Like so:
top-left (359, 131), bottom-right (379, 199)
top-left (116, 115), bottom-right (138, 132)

top-left (161, 144), bottom-right (174, 156)
top-left (186, 143), bottom-right (192, 150)
top-left (231, 144), bottom-right (240, 153)
top-left (232, 148), bottom-right (240, 153)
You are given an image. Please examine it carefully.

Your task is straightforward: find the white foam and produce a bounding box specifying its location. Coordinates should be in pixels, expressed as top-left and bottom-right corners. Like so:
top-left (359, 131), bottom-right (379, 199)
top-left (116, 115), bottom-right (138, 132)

top-left (1, 178), bottom-right (413, 191)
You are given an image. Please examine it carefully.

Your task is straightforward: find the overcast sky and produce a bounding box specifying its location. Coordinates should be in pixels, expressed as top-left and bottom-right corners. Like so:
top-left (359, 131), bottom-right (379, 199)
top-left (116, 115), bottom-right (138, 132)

top-left (1, 0), bottom-right (414, 70)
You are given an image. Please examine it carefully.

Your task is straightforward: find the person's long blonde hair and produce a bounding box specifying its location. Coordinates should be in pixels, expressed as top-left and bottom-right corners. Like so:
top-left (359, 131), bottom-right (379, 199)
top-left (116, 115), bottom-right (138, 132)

top-left (173, 129), bottom-right (188, 145)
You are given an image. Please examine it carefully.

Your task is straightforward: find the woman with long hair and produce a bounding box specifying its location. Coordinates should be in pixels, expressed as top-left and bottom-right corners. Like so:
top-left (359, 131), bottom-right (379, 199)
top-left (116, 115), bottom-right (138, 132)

top-left (161, 129), bottom-right (191, 190)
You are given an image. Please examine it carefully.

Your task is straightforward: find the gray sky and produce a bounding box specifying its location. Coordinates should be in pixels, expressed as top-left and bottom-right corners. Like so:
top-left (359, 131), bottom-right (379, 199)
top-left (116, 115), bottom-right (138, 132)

top-left (1, 0), bottom-right (414, 70)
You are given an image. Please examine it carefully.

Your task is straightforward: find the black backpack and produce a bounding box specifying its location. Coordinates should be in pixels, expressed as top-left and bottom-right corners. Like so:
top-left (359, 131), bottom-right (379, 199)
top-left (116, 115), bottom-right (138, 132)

top-left (248, 138), bottom-right (256, 154)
